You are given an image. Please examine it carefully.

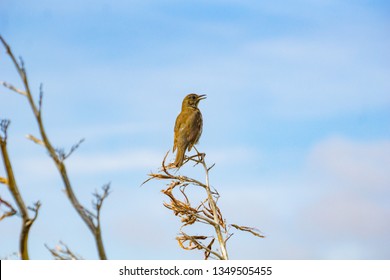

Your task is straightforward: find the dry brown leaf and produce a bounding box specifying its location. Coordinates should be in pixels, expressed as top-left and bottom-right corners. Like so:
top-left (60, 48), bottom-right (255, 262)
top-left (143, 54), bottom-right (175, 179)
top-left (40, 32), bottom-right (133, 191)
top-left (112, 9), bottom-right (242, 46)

top-left (204, 238), bottom-right (215, 260)
top-left (231, 224), bottom-right (265, 238)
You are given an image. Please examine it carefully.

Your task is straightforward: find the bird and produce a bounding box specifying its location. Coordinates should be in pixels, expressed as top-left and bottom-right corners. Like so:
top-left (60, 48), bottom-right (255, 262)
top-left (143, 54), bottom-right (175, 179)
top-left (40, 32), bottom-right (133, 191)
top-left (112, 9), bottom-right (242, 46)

top-left (172, 93), bottom-right (206, 168)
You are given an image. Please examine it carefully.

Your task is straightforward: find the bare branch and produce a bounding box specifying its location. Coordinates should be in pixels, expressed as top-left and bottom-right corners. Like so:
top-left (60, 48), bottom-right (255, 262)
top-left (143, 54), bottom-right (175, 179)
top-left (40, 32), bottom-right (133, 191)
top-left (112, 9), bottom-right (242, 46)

top-left (0, 120), bottom-right (11, 140)
top-left (0, 120), bottom-right (39, 259)
top-left (1, 252), bottom-right (20, 260)
top-left (93, 183), bottom-right (111, 224)
top-left (66, 138), bottom-right (85, 160)
top-left (0, 36), bottom-right (28, 85)
top-left (28, 201), bottom-right (41, 224)
top-left (1, 35), bottom-right (109, 260)
top-left (207, 163), bottom-right (216, 172)
top-left (45, 241), bottom-right (83, 260)
top-left (38, 83), bottom-right (43, 114)
top-left (18, 57), bottom-right (25, 72)
top-left (0, 81), bottom-right (27, 96)
top-left (0, 196), bottom-right (17, 221)
top-left (55, 141), bottom-right (84, 162)
top-left (54, 147), bottom-right (66, 161)
top-left (26, 134), bottom-right (45, 147)
top-left (54, 138), bottom-right (85, 162)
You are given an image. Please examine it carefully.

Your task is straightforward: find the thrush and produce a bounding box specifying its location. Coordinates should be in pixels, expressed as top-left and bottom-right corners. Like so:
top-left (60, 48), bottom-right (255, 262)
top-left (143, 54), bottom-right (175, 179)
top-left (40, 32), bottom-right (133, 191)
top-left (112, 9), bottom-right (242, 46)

top-left (172, 93), bottom-right (206, 168)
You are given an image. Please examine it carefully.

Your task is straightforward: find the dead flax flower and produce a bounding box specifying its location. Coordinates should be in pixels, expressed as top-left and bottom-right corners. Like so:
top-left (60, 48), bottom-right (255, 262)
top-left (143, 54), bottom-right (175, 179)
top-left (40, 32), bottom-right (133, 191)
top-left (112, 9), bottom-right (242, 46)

top-left (202, 199), bottom-right (226, 230)
top-left (177, 231), bottom-right (221, 260)
top-left (145, 142), bottom-right (264, 259)
top-left (162, 182), bottom-right (199, 226)
top-left (143, 151), bottom-right (221, 259)
top-left (145, 150), bottom-right (266, 259)
top-left (176, 234), bottom-right (208, 250)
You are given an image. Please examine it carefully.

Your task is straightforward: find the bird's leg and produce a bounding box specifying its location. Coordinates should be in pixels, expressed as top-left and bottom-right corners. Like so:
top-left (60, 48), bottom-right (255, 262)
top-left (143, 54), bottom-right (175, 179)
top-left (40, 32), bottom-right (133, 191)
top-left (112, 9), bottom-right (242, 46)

top-left (193, 146), bottom-right (205, 162)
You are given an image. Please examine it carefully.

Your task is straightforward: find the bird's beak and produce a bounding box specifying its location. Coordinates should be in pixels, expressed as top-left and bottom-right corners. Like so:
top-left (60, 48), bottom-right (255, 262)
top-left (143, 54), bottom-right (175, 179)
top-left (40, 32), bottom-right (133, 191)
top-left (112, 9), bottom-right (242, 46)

top-left (197, 94), bottom-right (207, 100)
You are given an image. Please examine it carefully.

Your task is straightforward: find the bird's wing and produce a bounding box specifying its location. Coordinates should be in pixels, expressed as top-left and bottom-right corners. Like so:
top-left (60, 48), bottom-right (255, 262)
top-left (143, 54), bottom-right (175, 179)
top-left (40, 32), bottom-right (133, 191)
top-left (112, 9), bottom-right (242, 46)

top-left (173, 111), bottom-right (186, 152)
top-left (187, 110), bottom-right (203, 151)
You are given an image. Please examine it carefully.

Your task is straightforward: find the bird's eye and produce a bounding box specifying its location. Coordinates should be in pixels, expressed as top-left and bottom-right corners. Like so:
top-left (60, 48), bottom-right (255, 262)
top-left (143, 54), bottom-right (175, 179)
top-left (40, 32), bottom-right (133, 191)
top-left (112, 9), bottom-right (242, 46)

top-left (192, 95), bottom-right (196, 99)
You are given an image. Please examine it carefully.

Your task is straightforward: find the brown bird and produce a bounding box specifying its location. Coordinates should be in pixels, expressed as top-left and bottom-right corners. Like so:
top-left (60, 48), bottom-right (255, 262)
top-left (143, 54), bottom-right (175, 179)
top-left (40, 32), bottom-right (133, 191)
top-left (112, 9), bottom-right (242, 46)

top-left (172, 93), bottom-right (206, 168)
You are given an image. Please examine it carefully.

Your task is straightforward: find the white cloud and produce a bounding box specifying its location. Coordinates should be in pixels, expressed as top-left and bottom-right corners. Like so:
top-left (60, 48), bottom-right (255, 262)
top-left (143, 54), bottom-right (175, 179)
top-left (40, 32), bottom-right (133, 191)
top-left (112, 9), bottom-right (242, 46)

top-left (14, 145), bottom-right (256, 179)
top-left (2, 0), bottom-right (390, 260)
top-left (293, 136), bottom-right (390, 258)
top-left (303, 191), bottom-right (390, 238)
top-left (49, 121), bottom-right (165, 143)
top-left (3, 0), bottom-right (155, 16)
top-left (12, 149), bottom-right (163, 180)
top-left (245, 34), bottom-right (390, 117)
top-left (307, 136), bottom-right (390, 192)
top-left (66, 149), bottom-right (163, 174)
top-left (206, 146), bottom-right (258, 166)
top-left (5, 0), bottom-right (389, 122)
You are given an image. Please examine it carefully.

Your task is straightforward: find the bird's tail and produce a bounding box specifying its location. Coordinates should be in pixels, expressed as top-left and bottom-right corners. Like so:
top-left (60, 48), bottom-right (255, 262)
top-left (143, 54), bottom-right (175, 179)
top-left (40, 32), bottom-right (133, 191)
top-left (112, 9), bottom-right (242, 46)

top-left (173, 146), bottom-right (185, 168)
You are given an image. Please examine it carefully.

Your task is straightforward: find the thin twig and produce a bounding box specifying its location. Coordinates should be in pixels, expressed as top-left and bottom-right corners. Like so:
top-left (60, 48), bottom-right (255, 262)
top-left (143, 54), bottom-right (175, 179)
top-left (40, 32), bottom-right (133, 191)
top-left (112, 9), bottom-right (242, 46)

top-left (0, 196), bottom-right (17, 221)
top-left (38, 83), bottom-right (43, 114)
top-left (26, 134), bottom-right (45, 147)
top-left (0, 81), bottom-right (27, 96)
top-left (45, 241), bottom-right (82, 260)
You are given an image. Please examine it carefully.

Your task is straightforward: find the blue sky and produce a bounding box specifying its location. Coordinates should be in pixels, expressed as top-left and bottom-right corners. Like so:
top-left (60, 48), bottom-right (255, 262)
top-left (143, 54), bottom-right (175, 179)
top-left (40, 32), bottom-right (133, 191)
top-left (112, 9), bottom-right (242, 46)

top-left (1, 0), bottom-right (389, 259)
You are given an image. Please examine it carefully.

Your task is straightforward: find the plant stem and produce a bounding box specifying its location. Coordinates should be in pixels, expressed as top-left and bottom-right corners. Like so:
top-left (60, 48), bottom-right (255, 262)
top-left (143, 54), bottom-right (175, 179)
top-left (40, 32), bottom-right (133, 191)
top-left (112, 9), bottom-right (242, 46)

top-left (202, 159), bottom-right (229, 260)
